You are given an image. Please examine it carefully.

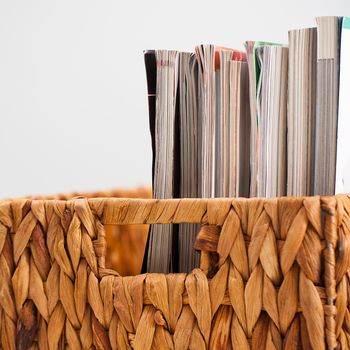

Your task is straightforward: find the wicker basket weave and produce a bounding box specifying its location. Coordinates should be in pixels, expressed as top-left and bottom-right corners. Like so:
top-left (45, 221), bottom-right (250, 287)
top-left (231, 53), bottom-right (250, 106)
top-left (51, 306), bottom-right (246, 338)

top-left (0, 194), bottom-right (347, 349)
top-left (10, 188), bottom-right (151, 277)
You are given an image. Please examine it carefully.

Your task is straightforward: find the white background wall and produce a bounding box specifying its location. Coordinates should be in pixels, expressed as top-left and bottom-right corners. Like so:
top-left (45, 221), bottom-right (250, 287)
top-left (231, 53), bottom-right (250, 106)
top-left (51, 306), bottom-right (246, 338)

top-left (0, 0), bottom-right (348, 198)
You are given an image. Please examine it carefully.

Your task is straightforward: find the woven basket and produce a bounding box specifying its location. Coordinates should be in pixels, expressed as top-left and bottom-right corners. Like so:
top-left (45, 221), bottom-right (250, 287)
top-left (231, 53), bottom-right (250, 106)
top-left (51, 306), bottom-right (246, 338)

top-left (0, 194), bottom-right (347, 349)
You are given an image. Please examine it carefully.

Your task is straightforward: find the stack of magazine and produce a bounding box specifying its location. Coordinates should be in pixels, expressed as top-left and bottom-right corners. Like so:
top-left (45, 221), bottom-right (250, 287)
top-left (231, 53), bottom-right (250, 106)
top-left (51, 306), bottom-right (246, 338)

top-left (144, 16), bottom-right (350, 273)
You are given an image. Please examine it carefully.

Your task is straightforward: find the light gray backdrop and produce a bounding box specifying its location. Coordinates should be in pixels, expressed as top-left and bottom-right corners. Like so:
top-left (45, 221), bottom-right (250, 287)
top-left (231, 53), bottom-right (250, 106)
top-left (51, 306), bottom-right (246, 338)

top-left (0, 0), bottom-right (348, 197)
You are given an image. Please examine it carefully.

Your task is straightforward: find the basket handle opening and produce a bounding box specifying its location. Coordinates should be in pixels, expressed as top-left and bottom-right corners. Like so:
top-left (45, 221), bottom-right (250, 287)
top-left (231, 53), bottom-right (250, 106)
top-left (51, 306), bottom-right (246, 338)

top-left (101, 197), bottom-right (233, 276)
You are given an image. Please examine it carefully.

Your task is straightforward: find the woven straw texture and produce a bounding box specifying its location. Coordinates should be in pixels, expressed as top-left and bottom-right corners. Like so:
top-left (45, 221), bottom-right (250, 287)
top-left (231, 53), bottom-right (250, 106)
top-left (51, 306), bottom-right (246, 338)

top-left (16, 188), bottom-right (151, 276)
top-left (0, 194), bottom-right (347, 349)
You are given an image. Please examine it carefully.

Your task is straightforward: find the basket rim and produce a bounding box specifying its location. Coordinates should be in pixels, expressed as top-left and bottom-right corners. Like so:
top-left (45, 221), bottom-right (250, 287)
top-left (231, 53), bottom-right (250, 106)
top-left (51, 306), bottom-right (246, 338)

top-left (0, 194), bottom-right (347, 225)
